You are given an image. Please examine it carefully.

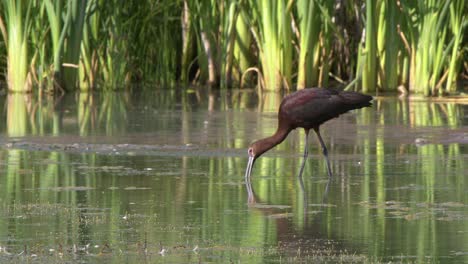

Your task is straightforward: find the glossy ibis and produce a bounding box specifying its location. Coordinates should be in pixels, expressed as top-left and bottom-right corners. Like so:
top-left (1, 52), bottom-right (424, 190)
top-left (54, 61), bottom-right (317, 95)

top-left (245, 88), bottom-right (372, 179)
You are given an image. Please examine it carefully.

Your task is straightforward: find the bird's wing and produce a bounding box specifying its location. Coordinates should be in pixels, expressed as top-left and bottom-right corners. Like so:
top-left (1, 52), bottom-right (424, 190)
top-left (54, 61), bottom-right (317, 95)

top-left (280, 89), bottom-right (335, 119)
top-left (280, 89), bottom-right (370, 126)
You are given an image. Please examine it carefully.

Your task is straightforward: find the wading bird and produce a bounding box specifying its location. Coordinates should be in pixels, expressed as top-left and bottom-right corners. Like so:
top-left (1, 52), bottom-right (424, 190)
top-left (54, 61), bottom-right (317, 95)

top-left (245, 88), bottom-right (372, 179)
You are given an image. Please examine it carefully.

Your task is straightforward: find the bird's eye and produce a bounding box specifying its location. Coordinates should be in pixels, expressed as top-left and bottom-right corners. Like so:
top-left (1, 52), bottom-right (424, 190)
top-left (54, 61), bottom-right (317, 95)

top-left (248, 148), bottom-right (254, 156)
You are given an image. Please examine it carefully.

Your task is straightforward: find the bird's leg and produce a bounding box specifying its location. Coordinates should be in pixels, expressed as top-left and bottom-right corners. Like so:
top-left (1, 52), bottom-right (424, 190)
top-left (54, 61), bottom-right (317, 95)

top-left (303, 128), bottom-right (310, 159)
top-left (298, 129), bottom-right (310, 177)
top-left (313, 127), bottom-right (333, 178)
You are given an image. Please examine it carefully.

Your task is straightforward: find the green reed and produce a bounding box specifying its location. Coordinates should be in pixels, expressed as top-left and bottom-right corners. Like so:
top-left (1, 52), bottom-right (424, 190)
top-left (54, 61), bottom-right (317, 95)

top-left (95, 0), bottom-right (129, 90)
top-left (61, 0), bottom-right (87, 90)
top-left (185, 0), bottom-right (219, 87)
top-left (0, 0), bottom-right (34, 92)
top-left (360, 0), bottom-right (377, 93)
top-left (0, 0), bottom-right (465, 96)
top-left (296, 0), bottom-right (334, 89)
top-left (445, 0), bottom-right (465, 93)
top-left (401, 0), bottom-right (454, 95)
top-left (43, 0), bottom-right (65, 90)
top-left (233, 7), bottom-right (253, 87)
top-left (296, 0), bottom-right (320, 89)
top-left (377, 0), bottom-right (399, 91)
top-left (248, 0), bottom-right (293, 91)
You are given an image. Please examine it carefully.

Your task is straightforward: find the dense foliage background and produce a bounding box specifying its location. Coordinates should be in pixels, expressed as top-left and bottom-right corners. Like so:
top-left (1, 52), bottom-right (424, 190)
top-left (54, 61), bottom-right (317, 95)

top-left (0, 0), bottom-right (466, 95)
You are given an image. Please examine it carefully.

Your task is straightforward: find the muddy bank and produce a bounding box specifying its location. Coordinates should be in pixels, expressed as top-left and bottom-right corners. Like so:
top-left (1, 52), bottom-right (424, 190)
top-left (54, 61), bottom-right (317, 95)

top-left (2, 130), bottom-right (466, 157)
top-left (0, 139), bottom-right (242, 157)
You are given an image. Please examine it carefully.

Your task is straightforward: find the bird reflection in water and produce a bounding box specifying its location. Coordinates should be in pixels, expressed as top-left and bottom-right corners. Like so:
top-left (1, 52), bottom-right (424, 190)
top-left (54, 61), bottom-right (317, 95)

top-left (245, 174), bottom-right (334, 256)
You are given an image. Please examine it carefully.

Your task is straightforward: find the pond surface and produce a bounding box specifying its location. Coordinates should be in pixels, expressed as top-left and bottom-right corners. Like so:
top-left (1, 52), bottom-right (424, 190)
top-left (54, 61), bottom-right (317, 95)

top-left (0, 90), bottom-right (467, 263)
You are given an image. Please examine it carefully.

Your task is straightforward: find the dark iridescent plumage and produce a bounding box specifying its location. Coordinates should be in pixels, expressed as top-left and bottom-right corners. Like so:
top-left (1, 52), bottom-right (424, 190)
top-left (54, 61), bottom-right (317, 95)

top-left (245, 88), bottom-right (372, 179)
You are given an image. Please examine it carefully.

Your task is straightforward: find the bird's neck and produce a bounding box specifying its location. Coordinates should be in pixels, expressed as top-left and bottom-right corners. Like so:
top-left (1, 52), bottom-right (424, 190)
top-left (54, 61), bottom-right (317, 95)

top-left (258, 125), bottom-right (291, 155)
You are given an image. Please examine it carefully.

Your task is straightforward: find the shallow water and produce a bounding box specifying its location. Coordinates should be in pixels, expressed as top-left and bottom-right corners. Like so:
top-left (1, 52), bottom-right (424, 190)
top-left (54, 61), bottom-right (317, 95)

top-left (0, 90), bottom-right (467, 263)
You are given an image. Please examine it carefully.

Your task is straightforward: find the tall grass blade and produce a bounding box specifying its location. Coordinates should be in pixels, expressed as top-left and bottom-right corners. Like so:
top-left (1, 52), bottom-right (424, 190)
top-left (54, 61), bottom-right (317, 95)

top-left (1, 0), bottom-right (34, 92)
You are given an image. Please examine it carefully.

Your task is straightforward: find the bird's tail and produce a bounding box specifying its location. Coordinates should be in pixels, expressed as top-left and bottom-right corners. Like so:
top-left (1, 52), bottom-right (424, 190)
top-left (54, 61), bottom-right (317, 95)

top-left (340, 91), bottom-right (373, 109)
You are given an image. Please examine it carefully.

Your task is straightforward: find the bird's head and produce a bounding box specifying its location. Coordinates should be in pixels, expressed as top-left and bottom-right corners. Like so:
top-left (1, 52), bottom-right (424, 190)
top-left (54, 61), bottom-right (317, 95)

top-left (247, 139), bottom-right (271, 160)
top-left (245, 140), bottom-right (272, 179)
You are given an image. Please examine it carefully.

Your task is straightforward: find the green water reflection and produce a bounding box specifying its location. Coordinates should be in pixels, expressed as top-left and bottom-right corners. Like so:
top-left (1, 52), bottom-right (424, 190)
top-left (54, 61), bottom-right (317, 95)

top-left (0, 91), bottom-right (467, 263)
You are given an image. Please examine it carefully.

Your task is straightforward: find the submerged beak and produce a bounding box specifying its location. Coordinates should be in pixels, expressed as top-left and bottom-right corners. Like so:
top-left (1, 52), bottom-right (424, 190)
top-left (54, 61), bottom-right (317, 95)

top-left (245, 155), bottom-right (255, 180)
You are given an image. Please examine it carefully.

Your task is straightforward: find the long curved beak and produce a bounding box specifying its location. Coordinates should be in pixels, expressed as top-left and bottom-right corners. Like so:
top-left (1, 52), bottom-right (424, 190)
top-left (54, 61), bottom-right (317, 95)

top-left (245, 155), bottom-right (255, 180)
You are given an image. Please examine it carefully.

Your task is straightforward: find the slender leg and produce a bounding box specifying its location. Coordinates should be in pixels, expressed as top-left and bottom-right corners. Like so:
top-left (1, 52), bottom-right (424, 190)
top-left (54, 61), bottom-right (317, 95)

top-left (313, 127), bottom-right (333, 178)
top-left (298, 129), bottom-right (310, 177)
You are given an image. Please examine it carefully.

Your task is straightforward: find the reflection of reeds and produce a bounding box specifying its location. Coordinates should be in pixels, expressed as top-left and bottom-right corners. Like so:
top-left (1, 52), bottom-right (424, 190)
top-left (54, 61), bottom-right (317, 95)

top-left (78, 92), bottom-right (130, 135)
top-left (78, 92), bottom-right (96, 135)
top-left (97, 92), bottom-right (128, 135)
top-left (7, 93), bottom-right (62, 136)
top-left (409, 101), bottom-right (461, 127)
top-left (0, 95), bottom-right (466, 262)
top-left (5, 92), bottom-right (132, 137)
top-left (5, 149), bottom-right (23, 203)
